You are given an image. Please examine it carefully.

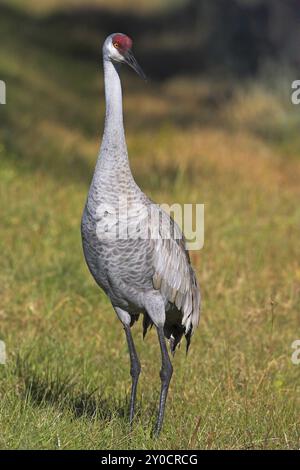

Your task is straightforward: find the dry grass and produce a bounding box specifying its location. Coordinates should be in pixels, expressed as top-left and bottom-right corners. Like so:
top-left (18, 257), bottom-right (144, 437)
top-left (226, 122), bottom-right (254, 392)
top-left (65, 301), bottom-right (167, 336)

top-left (4, 0), bottom-right (182, 15)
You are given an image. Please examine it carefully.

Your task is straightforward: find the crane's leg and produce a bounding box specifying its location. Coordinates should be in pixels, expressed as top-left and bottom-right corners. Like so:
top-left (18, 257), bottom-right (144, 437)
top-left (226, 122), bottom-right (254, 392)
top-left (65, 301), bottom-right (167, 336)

top-left (144, 292), bottom-right (173, 436)
top-left (114, 307), bottom-right (141, 427)
top-left (154, 324), bottom-right (173, 436)
top-left (124, 324), bottom-right (141, 427)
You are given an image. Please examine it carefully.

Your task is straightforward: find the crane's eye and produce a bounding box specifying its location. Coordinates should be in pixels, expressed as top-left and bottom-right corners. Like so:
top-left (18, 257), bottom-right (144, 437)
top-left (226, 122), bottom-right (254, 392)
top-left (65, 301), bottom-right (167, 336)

top-left (113, 42), bottom-right (120, 49)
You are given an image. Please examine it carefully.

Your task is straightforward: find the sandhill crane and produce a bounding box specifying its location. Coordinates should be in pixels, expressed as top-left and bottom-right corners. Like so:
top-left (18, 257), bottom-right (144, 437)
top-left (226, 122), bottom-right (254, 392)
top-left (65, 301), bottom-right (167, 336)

top-left (81, 33), bottom-right (201, 436)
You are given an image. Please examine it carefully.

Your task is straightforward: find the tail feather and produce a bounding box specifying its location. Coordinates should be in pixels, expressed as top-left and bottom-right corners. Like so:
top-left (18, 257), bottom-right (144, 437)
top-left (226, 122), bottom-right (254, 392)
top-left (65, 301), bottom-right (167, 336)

top-left (164, 322), bottom-right (185, 355)
top-left (142, 313), bottom-right (153, 339)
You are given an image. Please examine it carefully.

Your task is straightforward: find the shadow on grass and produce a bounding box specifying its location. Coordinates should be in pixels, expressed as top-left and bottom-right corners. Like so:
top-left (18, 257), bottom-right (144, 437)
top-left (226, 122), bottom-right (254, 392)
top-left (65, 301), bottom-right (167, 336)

top-left (16, 354), bottom-right (132, 423)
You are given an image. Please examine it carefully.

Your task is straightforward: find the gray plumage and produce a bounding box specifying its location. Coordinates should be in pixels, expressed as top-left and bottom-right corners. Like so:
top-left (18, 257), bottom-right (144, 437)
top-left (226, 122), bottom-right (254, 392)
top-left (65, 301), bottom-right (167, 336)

top-left (81, 33), bottom-right (201, 435)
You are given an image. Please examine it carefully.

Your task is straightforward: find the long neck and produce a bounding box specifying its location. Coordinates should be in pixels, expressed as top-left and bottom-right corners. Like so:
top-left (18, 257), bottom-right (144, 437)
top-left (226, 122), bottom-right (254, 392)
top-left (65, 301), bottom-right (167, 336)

top-left (87, 58), bottom-right (137, 211)
top-left (95, 59), bottom-right (132, 176)
top-left (103, 59), bottom-right (125, 149)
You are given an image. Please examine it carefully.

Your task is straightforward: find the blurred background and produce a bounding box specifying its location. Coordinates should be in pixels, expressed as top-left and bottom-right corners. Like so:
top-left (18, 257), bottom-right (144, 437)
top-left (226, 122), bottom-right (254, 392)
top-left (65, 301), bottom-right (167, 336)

top-left (0, 0), bottom-right (299, 450)
top-left (1, 0), bottom-right (300, 177)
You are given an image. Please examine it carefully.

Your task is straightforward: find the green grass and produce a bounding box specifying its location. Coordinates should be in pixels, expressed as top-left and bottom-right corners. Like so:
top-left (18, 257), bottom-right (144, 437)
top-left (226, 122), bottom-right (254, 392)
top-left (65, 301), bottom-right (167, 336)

top-left (0, 1), bottom-right (300, 450)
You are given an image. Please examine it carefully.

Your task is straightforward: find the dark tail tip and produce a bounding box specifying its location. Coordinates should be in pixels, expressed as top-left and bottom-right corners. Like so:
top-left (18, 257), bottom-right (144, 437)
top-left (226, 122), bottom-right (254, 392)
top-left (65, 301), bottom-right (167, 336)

top-left (185, 332), bottom-right (191, 355)
top-left (169, 337), bottom-right (176, 357)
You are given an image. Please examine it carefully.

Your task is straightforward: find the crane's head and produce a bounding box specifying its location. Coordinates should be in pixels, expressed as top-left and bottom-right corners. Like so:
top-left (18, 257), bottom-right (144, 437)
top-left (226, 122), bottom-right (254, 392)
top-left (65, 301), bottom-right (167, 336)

top-left (103, 33), bottom-right (146, 80)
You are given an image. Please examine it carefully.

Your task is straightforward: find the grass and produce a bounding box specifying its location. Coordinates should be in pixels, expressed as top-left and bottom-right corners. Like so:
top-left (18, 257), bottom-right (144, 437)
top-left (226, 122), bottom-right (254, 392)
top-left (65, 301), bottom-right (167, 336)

top-left (0, 1), bottom-right (300, 450)
top-left (4, 0), bottom-right (183, 15)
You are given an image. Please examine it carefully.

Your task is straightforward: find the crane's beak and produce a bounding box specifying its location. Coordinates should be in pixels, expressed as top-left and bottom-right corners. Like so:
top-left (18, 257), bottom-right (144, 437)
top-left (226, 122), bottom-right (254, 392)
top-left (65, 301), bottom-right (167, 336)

top-left (124, 50), bottom-right (147, 80)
